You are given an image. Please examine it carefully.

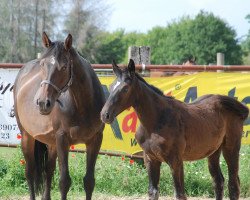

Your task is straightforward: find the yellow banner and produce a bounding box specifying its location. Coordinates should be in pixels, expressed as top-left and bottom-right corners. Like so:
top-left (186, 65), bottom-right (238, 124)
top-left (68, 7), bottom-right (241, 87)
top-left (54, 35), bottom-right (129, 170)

top-left (76, 72), bottom-right (250, 154)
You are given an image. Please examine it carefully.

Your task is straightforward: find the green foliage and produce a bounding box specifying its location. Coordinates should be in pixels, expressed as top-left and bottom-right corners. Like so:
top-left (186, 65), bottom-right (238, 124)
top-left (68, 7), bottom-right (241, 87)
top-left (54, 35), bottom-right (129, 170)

top-left (81, 10), bottom-right (242, 65)
top-left (148, 11), bottom-right (242, 65)
top-left (0, 146), bottom-right (250, 198)
top-left (241, 14), bottom-right (250, 64)
top-left (80, 29), bottom-right (147, 64)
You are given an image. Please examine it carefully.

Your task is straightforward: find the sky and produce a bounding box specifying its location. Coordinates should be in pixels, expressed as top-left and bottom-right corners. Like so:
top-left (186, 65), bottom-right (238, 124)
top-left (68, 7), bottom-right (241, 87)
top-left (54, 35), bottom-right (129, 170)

top-left (106, 0), bottom-right (250, 40)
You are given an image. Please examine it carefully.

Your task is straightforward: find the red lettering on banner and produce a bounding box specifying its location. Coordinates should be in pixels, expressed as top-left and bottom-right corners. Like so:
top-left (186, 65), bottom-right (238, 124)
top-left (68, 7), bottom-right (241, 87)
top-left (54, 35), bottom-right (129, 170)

top-left (122, 109), bottom-right (138, 133)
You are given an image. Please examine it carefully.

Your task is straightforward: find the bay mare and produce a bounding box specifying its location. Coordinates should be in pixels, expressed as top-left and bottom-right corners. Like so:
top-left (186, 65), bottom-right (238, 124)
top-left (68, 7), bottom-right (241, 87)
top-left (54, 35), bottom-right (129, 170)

top-left (101, 59), bottom-right (249, 200)
top-left (13, 32), bottom-right (105, 200)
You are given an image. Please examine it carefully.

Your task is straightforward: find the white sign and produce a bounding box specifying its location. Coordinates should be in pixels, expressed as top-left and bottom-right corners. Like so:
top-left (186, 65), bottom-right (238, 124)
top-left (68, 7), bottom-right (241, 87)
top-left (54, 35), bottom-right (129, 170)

top-left (0, 69), bottom-right (21, 146)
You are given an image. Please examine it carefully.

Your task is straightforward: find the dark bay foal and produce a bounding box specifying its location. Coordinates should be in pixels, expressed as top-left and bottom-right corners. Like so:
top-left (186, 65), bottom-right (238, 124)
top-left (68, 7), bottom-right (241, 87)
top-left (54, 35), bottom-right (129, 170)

top-left (101, 59), bottom-right (249, 200)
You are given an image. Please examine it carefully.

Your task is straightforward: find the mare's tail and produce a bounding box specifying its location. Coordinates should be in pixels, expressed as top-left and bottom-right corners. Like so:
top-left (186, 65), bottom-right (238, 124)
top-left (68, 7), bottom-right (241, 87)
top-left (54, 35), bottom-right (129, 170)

top-left (220, 95), bottom-right (249, 120)
top-left (34, 140), bottom-right (48, 194)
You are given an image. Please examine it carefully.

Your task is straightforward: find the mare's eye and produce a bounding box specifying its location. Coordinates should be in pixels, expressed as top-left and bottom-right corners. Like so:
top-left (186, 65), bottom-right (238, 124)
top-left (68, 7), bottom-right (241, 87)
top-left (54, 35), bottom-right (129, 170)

top-left (123, 86), bottom-right (129, 93)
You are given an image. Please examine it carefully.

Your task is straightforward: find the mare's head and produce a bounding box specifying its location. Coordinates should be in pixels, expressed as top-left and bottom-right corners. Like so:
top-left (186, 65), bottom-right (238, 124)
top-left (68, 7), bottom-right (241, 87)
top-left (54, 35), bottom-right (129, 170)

top-left (36, 32), bottom-right (73, 115)
top-left (101, 59), bottom-right (137, 124)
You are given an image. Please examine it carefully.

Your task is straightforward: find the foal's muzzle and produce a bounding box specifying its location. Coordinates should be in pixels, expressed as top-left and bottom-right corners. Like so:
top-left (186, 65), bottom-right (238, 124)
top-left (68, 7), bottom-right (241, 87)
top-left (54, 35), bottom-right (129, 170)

top-left (100, 110), bottom-right (114, 124)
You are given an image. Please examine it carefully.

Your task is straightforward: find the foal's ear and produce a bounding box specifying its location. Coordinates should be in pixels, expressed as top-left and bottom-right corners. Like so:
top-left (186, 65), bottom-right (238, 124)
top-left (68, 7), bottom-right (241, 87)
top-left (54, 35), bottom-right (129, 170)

top-left (42, 32), bottom-right (52, 48)
top-left (128, 59), bottom-right (135, 77)
top-left (112, 60), bottom-right (122, 77)
top-left (64, 34), bottom-right (73, 51)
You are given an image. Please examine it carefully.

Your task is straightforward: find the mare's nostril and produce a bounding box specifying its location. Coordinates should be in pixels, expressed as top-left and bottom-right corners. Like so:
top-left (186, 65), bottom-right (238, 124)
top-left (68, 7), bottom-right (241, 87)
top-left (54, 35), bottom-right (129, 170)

top-left (46, 99), bottom-right (51, 108)
top-left (36, 99), bottom-right (39, 106)
top-left (105, 112), bottom-right (110, 120)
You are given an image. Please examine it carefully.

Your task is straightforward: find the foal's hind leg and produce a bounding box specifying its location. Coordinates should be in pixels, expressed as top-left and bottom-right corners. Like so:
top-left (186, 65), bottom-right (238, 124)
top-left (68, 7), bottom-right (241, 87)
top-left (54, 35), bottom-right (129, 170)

top-left (42, 146), bottom-right (57, 200)
top-left (84, 131), bottom-right (103, 200)
top-left (222, 134), bottom-right (241, 200)
top-left (144, 153), bottom-right (161, 200)
top-left (208, 147), bottom-right (224, 200)
top-left (21, 131), bottom-right (36, 200)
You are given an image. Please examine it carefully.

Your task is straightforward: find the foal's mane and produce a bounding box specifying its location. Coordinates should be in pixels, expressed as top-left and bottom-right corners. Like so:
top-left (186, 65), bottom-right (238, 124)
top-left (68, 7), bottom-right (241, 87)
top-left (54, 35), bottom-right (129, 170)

top-left (135, 73), bottom-right (174, 99)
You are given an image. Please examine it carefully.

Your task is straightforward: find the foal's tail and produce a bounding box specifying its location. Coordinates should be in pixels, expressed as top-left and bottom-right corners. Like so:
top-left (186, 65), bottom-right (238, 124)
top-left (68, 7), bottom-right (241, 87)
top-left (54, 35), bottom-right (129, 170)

top-left (220, 95), bottom-right (249, 120)
top-left (34, 140), bottom-right (48, 194)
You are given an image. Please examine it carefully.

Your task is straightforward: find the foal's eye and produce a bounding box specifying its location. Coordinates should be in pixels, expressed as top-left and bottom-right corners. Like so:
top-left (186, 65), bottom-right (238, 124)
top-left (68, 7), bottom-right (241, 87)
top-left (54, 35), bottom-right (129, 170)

top-left (62, 66), bottom-right (67, 71)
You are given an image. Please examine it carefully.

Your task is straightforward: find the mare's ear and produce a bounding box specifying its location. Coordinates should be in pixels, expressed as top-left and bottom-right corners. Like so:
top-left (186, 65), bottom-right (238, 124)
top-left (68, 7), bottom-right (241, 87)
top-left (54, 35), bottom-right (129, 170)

top-left (128, 59), bottom-right (135, 77)
top-left (112, 60), bottom-right (122, 77)
top-left (42, 32), bottom-right (52, 48)
top-left (64, 34), bottom-right (73, 51)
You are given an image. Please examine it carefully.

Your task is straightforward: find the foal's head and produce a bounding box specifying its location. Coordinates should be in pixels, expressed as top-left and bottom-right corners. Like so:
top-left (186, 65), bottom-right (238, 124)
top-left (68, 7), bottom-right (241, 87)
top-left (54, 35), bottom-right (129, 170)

top-left (36, 32), bottom-right (73, 115)
top-left (101, 59), bottom-right (137, 124)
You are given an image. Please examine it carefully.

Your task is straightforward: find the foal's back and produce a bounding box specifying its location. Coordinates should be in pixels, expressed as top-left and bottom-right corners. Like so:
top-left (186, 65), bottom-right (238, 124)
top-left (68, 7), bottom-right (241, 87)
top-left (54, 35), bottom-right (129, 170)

top-left (178, 94), bottom-right (248, 161)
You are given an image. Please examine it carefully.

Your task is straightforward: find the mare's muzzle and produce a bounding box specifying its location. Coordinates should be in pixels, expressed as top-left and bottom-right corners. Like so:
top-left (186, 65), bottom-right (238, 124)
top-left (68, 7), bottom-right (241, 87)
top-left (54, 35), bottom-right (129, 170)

top-left (36, 97), bottom-right (53, 115)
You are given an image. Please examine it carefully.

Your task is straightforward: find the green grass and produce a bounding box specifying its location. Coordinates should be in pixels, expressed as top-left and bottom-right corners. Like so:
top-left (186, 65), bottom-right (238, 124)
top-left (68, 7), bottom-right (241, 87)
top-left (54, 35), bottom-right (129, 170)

top-left (0, 146), bottom-right (249, 198)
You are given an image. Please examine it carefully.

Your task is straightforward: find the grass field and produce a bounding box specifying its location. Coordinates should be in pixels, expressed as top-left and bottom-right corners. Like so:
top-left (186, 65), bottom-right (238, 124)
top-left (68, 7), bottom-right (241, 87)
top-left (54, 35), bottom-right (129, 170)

top-left (0, 145), bottom-right (249, 199)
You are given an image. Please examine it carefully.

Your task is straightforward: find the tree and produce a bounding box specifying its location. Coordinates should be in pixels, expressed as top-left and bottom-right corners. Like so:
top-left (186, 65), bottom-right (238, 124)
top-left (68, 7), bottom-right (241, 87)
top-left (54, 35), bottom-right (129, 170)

top-left (63, 0), bottom-right (109, 50)
top-left (241, 14), bottom-right (250, 64)
top-left (148, 11), bottom-right (242, 65)
top-left (0, 0), bottom-right (58, 62)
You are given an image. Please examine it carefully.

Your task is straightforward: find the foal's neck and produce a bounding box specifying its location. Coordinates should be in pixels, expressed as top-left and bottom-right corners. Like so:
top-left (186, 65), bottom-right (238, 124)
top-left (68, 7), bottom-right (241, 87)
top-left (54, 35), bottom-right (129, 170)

top-left (133, 79), bottom-right (171, 132)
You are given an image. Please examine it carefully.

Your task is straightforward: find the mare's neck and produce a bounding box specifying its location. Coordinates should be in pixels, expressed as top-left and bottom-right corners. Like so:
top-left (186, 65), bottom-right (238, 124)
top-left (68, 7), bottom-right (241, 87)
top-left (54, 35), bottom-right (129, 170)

top-left (68, 51), bottom-right (94, 112)
top-left (133, 79), bottom-right (167, 132)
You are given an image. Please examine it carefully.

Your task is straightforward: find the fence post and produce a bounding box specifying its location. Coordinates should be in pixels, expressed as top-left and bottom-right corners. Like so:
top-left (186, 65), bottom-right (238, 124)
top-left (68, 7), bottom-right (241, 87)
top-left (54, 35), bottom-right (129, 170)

top-left (217, 53), bottom-right (225, 72)
top-left (217, 53), bottom-right (225, 65)
top-left (128, 46), bottom-right (151, 65)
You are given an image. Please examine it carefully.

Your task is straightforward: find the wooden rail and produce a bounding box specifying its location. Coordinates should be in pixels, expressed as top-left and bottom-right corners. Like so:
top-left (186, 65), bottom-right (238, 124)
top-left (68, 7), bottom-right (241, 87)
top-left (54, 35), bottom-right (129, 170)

top-left (1, 63), bottom-right (250, 71)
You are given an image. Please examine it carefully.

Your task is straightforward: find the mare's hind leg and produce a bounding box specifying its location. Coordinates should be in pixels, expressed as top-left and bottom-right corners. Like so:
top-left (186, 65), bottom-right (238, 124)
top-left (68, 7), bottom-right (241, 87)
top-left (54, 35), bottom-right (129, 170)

top-left (84, 130), bottom-right (103, 200)
top-left (222, 132), bottom-right (241, 200)
top-left (21, 131), bottom-right (36, 200)
top-left (208, 147), bottom-right (224, 200)
top-left (42, 146), bottom-right (57, 200)
top-left (56, 132), bottom-right (71, 200)
top-left (144, 153), bottom-right (161, 200)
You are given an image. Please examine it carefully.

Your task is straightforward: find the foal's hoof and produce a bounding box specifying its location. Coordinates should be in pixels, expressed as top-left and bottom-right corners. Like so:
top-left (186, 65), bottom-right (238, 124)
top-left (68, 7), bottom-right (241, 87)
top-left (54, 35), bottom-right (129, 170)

top-left (148, 189), bottom-right (159, 200)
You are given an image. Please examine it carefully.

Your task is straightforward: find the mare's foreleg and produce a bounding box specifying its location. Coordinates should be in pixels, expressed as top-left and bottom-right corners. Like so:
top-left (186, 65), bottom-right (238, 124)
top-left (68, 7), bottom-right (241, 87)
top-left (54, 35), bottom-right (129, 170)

top-left (21, 131), bottom-right (36, 200)
top-left (42, 146), bottom-right (57, 200)
top-left (84, 130), bottom-right (103, 200)
top-left (208, 147), bottom-right (224, 200)
top-left (144, 153), bottom-right (161, 200)
top-left (56, 132), bottom-right (71, 200)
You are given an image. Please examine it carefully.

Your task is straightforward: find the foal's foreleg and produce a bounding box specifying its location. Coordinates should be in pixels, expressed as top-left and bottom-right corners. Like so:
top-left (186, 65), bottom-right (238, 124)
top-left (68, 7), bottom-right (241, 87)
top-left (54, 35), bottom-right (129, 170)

top-left (84, 131), bottom-right (103, 200)
top-left (42, 146), bottom-right (57, 200)
top-left (208, 148), bottom-right (224, 200)
top-left (21, 131), bottom-right (36, 200)
top-left (56, 132), bottom-right (71, 200)
top-left (168, 158), bottom-right (186, 200)
top-left (144, 154), bottom-right (161, 200)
